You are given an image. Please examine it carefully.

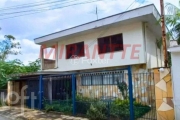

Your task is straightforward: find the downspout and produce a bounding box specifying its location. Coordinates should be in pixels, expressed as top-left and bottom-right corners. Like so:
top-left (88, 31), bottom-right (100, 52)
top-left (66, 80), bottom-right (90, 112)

top-left (155, 40), bottom-right (159, 67)
top-left (143, 22), bottom-right (148, 69)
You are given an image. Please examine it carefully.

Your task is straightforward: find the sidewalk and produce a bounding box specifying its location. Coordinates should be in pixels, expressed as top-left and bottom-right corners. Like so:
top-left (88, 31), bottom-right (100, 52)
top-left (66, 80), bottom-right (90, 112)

top-left (0, 106), bottom-right (88, 120)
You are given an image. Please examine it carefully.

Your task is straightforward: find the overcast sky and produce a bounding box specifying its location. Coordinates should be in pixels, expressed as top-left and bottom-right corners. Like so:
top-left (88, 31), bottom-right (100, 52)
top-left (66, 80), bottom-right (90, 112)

top-left (0, 0), bottom-right (178, 64)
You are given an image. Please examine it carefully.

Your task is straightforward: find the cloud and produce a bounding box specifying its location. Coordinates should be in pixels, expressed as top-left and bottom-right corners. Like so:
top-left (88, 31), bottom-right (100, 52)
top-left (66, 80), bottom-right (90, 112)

top-left (8, 39), bottom-right (40, 65)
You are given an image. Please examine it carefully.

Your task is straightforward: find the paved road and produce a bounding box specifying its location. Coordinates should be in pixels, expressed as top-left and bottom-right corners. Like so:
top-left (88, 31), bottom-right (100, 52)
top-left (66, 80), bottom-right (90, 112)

top-left (0, 116), bottom-right (10, 120)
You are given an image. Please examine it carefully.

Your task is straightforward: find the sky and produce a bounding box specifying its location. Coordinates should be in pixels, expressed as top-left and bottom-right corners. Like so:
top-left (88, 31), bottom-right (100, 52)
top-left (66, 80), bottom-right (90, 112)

top-left (0, 0), bottom-right (178, 64)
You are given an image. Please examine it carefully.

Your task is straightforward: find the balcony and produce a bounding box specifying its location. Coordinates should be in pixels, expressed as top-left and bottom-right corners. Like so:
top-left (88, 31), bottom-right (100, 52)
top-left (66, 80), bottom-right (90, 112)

top-left (43, 59), bottom-right (56, 70)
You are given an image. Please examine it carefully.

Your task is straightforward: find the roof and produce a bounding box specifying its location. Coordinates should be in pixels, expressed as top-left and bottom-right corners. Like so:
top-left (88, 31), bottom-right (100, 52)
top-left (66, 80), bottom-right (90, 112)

top-left (9, 71), bottom-right (76, 81)
top-left (168, 45), bottom-right (180, 53)
top-left (34, 4), bottom-right (161, 44)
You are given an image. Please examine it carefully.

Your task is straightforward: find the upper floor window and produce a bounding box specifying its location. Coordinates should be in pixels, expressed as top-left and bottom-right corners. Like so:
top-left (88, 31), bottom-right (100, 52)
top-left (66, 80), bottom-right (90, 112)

top-left (66, 41), bottom-right (85, 59)
top-left (98, 33), bottom-right (123, 54)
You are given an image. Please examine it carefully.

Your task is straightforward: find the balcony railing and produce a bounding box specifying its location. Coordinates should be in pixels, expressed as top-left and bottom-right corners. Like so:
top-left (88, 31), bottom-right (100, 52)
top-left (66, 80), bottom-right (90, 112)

top-left (43, 59), bottom-right (56, 70)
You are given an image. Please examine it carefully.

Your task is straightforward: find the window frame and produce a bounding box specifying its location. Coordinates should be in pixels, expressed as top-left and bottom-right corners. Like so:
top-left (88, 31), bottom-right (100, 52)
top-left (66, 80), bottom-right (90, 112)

top-left (98, 33), bottom-right (123, 55)
top-left (81, 72), bottom-right (124, 86)
top-left (66, 41), bottom-right (85, 59)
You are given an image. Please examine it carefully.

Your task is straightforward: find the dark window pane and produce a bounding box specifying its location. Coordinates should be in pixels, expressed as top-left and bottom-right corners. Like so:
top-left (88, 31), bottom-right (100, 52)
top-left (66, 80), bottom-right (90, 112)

top-left (114, 73), bottom-right (124, 84)
top-left (98, 33), bottom-right (123, 54)
top-left (98, 37), bottom-right (111, 54)
top-left (66, 42), bottom-right (85, 59)
top-left (103, 74), bottom-right (113, 85)
top-left (82, 76), bottom-right (91, 86)
top-left (92, 75), bottom-right (102, 85)
top-left (111, 34), bottom-right (123, 52)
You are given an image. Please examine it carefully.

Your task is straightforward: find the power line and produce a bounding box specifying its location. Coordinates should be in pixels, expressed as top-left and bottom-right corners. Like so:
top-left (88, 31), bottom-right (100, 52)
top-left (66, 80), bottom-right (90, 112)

top-left (0, 0), bottom-right (64, 11)
top-left (0, 0), bottom-right (80, 16)
top-left (0, 0), bottom-right (106, 20)
top-left (87, 0), bottom-right (138, 48)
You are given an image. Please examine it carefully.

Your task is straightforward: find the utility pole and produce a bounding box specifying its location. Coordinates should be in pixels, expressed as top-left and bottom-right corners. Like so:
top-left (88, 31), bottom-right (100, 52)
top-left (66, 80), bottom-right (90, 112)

top-left (160, 0), bottom-right (168, 67)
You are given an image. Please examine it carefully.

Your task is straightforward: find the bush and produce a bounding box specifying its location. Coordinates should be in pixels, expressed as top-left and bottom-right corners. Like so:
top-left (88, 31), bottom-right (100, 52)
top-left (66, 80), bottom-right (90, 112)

top-left (86, 101), bottom-right (107, 120)
top-left (76, 95), bottom-right (99, 115)
top-left (110, 99), bottom-right (151, 120)
top-left (44, 100), bottom-right (72, 114)
top-left (0, 100), bottom-right (7, 107)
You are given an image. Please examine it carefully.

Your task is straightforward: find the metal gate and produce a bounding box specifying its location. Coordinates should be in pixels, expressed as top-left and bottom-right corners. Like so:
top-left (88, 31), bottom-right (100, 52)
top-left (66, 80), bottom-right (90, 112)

top-left (26, 79), bottom-right (39, 109)
top-left (36, 66), bottom-right (156, 120)
top-left (42, 75), bottom-right (73, 113)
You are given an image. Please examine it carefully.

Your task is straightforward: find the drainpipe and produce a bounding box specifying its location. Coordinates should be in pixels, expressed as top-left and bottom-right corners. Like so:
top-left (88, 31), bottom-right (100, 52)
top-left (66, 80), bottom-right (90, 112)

top-left (143, 22), bottom-right (148, 69)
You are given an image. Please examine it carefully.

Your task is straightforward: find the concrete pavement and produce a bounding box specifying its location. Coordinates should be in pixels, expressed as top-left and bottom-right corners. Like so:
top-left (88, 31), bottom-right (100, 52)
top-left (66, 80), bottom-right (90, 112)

top-left (0, 116), bottom-right (10, 120)
top-left (0, 106), bottom-right (88, 120)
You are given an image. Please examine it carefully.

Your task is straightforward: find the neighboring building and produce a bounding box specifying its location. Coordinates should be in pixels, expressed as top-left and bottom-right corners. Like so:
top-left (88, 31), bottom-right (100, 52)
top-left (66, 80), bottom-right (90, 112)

top-left (168, 46), bottom-right (180, 120)
top-left (170, 40), bottom-right (178, 47)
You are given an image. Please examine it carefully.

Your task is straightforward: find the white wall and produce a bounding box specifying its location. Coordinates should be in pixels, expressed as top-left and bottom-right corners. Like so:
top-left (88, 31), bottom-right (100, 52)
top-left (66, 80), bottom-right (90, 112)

top-left (51, 22), bottom-right (146, 71)
top-left (171, 52), bottom-right (180, 120)
top-left (145, 24), bottom-right (163, 69)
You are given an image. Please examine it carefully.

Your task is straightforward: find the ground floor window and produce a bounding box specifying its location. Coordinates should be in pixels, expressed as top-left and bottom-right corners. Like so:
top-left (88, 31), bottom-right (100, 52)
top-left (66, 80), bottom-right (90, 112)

top-left (81, 71), bottom-right (124, 86)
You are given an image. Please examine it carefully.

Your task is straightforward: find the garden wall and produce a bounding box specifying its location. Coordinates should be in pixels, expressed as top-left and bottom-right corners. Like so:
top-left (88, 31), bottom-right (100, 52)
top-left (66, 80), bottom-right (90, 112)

top-left (7, 81), bottom-right (27, 106)
top-left (153, 68), bottom-right (175, 120)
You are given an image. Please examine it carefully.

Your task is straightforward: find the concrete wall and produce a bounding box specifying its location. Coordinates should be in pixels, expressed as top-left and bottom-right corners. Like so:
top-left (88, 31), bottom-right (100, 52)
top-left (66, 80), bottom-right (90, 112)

top-left (7, 81), bottom-right (27, 106)
top-left (171, 52), bottom-right (180, 120)
top-left (145, 24), bottom-right (163, 69)
top-left (47, 22), bottom-right (146, 71)
top-left (42, 22), bottom-right (163, 72)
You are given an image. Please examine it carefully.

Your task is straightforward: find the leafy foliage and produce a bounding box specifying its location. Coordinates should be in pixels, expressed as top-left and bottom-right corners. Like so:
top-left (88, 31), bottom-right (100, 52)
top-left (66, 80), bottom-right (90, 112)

top-left (110, 99), bottom-right (151, 120)
top-left (86, 102), bottom-right (107, 120)
top-left (76, 94), bottom-right (98, 115)
top-left (44, 100), bottom-right (72, 114)
top-left (0, 59), bottom-right (40, 89)
top-left (117, 80), bottom-right (128, 100)
top-left (0, 35), bottom-right (21, 61)
top-left (0, 32), bottom-right (40, 89)
top-left (165, 1), bottom-right (180, 44)
top-left (44, 95), bottom-right (151, 120)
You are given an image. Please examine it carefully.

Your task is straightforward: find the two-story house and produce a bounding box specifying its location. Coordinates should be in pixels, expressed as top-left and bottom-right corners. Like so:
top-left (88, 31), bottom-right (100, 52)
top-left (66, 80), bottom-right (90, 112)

top-left (34, 4), bottom-right (164, 100)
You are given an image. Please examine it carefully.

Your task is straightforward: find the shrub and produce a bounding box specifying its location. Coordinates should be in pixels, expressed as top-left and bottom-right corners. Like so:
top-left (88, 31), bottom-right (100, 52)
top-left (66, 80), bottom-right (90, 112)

top-left (86, 101), bottom-right (107, 120)
top-left (110, 99), bottom-right (151, 120)
top-left (44, 100), bottom-right (72, 114)
top-left (76, 94), bottom-right (98, 115)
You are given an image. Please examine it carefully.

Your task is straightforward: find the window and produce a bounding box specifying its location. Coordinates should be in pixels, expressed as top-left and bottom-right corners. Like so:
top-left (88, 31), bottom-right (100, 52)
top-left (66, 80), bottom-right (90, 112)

top-left (81, 71), bottom-right (124, 86)
top-left (66, 41), bottom-right (85, 59)
top-left (114, 73), bottom-right (124, 84)
top-left (82, 76), bottom-right (91, 86)
top-left (98, 33), bottom-right (123, 54)
top-left (103, 74), bottom-right (113, 85)
top-left (92, 75), bottom-right (102, 85)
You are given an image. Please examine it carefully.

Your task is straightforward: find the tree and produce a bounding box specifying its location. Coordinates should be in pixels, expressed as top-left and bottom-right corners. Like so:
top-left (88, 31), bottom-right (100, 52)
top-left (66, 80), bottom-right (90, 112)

top-left (0, 31), bottom-right (40, 88)
top-left (165, 1), bottom-right (180, 44)
top-left (0, 35), bottom-right (21, 61)
top-left (24, 59), bottom-right (41, 72)
top-left (0, 59), bottom-right (40, 89)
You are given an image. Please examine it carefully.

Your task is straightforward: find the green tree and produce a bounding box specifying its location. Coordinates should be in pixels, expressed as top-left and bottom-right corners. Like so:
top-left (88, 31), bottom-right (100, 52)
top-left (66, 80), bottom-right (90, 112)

top-left (0, 32), bottom-right (40, 88)
top-left (165, 1), bottom-right (180, 44)
top-left (0, 35), bottom-right (21, 61)
top-left (0, 59), bottom-right (40, 89)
